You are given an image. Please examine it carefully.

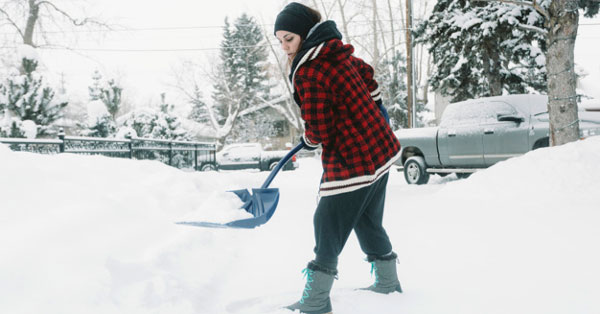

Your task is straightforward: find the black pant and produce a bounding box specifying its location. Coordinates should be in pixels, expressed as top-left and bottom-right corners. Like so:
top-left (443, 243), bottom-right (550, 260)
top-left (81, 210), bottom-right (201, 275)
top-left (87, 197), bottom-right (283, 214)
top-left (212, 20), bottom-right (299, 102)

top-left (313, 173), bottom-right (393, 271)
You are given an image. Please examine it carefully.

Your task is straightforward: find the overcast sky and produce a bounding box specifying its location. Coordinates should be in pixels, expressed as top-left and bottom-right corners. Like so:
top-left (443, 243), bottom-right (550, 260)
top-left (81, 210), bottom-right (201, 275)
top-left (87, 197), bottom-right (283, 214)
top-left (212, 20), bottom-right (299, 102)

top-left (36, 0), bottom-right (287, 107)
top-left (12, 1), bottom-right (600, 109)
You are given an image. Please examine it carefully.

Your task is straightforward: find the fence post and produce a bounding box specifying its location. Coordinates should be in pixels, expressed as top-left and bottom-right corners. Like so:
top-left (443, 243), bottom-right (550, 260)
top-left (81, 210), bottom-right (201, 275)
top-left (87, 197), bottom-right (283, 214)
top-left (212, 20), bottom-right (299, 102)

top-left (168, 141), bottom-right (173, 166)
top-left (58, 128), bottom-right (65, 153)
top-left (211, 144), bottom-right (216, 165)
top-left (194, 144), bottom-right (198, 171)
top-left (125, 134), bottom-right (133, 159)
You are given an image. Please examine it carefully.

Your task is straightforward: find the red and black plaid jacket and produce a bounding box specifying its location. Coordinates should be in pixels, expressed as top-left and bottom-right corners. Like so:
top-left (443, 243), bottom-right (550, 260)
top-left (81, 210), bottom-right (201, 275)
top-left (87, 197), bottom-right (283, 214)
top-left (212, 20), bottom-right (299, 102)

top-left (292, 38), bottom-right (401, 196)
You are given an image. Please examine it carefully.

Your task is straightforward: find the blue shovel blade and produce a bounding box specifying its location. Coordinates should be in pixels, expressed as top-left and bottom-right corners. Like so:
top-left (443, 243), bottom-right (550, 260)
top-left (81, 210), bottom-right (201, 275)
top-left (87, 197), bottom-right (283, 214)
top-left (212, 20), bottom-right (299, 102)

top-left (176, 188), bottom-right (280, 229)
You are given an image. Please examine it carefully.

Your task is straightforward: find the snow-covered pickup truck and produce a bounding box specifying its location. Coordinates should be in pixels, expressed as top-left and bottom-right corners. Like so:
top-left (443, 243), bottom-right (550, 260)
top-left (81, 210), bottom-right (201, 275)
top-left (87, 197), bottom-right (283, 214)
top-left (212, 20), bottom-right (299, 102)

top-left (199, 143), bottom-right (298, 171)
top-left (395, 94), bottom-right (600, 184)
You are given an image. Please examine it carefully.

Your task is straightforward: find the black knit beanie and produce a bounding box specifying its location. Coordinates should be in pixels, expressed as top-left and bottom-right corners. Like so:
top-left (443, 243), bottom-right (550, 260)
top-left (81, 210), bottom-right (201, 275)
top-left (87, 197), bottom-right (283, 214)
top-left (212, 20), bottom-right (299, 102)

top-left (274, 2), bottom-right (319, 39)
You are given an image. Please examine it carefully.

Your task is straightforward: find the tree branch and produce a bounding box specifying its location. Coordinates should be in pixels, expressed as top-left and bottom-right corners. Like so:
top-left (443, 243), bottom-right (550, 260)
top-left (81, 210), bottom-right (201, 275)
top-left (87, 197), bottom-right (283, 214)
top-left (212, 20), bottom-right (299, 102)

top-left (516, 22), bottom-right (548, 35)
top-left (473, 0), bottom-right (550, 21)
top-left (0, 7), bottom-right (24, 39)
top-left (38, 0), bottom-right (111, 28)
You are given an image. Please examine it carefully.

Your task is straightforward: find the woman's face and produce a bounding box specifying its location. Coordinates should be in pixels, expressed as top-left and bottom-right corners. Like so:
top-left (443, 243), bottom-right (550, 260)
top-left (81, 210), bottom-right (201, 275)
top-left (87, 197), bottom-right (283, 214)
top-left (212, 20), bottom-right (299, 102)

top-left (275, 30), bottom-right (301, 61)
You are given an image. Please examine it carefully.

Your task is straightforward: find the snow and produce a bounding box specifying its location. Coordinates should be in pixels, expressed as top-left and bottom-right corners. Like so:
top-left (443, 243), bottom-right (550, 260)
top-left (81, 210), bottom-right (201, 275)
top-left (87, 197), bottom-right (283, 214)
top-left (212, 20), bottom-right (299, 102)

top-left (87, 100), bottom-right (111, 125)
top-left (20, 120), bottom-right (38, 139)
top-left (1, 135), bottom-right (600, 313)
top-left (17, 44), bottom-right (39, 63)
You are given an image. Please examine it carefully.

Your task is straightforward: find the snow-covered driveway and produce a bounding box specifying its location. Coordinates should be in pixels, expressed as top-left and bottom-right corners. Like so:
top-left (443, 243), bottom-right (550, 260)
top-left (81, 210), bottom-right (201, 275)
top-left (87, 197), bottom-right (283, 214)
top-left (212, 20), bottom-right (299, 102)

top-left (1, 137), bottom-right (599, 314)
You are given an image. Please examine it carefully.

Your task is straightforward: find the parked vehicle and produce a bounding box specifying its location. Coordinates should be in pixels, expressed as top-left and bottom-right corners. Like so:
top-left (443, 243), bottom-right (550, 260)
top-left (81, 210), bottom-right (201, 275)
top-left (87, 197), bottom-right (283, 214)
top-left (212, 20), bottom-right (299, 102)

top-left (199, 143), bottom-right (298, 171)
top-left (395, 94), bottom-right (600, 184)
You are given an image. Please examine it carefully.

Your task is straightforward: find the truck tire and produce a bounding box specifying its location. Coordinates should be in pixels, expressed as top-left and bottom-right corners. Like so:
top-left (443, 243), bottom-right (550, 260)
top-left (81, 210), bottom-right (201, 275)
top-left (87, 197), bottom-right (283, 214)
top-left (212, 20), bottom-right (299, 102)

top-left (404, 156), bottom-right (430, 185)
top-left (456, 172), bottom-right (471, 179)
top-left (268, 161), bottom-right (279, 171)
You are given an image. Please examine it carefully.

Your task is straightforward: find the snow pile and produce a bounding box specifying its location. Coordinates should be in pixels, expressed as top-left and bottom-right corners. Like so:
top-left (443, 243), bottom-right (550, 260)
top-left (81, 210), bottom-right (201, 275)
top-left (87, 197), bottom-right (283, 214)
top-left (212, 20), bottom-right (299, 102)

top-left (440, 135), bottom-right (600, 201)
top-left (1, 137), bottom-right (599, 314)
top-left (87, 99), bottom-right (111, 125)
top-left (17, 44), bottom-right (39, 63)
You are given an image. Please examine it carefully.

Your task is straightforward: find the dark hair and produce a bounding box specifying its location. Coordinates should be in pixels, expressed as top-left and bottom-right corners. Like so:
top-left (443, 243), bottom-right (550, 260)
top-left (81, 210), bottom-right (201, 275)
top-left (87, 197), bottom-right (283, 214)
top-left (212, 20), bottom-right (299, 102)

top-left (274, 2), bottom-right (322, 39)
top-left (304, 5), bottom-right (322, 25)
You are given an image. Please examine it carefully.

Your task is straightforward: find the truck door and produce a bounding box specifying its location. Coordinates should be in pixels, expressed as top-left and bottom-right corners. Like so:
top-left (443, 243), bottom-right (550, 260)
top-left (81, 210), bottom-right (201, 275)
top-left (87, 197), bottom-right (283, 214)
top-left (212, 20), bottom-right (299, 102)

top-left (438, 102), bottom-right (486, 167)
top-left (481, 101), bottom-right (530, 166)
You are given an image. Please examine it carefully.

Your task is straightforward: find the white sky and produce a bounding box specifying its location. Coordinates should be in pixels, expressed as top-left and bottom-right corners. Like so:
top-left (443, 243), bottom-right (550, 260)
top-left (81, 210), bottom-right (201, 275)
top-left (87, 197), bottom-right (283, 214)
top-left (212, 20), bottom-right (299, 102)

top-left (37, 0), bottom-right (287, 108)
top-left (5, 1), bottom-right (600, 110)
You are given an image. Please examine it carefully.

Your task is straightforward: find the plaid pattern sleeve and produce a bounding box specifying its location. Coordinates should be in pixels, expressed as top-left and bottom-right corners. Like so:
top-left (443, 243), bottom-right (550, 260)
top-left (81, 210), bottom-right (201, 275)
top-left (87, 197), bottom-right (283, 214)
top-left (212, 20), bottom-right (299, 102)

top-left (350, 55), bottom-right (381, 102)
top-left (294, 75), bottom-right (335, 147)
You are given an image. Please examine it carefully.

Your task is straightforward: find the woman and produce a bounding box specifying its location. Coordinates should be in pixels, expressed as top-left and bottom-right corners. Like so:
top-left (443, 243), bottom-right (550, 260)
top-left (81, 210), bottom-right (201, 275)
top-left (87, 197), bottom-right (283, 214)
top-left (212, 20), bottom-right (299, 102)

top-left (274, 3), bottom-right (402, 314)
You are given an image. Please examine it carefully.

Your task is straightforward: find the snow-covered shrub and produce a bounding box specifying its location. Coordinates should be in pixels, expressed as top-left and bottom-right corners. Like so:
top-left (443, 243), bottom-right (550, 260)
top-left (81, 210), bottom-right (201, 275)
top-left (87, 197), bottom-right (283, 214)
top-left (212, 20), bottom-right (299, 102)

top-left (0, 45), bottom-right (67, 138)
top-left (117, 107), bottom-right (189, 141)
top-left (79, 100), bottom-right (116, 137)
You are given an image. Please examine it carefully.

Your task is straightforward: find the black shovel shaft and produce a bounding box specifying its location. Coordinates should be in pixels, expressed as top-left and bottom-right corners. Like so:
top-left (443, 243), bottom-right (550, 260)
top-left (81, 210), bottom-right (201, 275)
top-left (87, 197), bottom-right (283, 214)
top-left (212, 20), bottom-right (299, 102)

top-left (260, 142), bottom-right (306, 189)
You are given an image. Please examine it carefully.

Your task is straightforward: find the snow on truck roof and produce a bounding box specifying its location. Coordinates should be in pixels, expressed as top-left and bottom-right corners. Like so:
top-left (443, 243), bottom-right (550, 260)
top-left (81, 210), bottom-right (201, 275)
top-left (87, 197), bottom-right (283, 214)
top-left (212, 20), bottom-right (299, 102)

top-left (447, 94), bottom-right (549, 115)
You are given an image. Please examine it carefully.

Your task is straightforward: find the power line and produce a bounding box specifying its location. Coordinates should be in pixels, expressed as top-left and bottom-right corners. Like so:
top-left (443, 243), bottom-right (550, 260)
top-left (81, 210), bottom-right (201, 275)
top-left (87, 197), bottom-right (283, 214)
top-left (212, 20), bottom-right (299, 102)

top-left (1, 29), bottom-right (408, 53)
top-left (0, 18), bottom-right (423, 36)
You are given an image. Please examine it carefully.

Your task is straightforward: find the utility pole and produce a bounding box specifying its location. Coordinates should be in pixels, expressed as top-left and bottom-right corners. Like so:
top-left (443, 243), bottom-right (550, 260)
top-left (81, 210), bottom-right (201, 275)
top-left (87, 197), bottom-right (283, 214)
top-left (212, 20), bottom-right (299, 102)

top-left (405, 0), bottom-right (417, 128)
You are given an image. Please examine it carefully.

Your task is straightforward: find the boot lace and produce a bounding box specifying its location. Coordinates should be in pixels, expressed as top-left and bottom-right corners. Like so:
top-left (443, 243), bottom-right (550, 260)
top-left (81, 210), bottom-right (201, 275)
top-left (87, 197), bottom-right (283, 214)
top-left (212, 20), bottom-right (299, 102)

top-left (370, 262), bottom-right (379, 287)
top-left (299, 268), bottom-right (314, 304)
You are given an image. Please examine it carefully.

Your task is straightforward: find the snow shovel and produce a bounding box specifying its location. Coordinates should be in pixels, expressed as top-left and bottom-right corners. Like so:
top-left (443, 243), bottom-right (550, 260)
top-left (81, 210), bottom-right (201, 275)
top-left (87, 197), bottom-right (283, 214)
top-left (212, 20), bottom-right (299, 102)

top-left (177, 142), bottom-right (305, 229)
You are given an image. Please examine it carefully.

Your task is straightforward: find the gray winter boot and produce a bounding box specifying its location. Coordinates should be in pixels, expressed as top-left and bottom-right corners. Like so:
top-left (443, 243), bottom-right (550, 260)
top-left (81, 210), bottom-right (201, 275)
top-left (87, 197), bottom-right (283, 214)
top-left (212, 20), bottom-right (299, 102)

top-left (285, 262), bottom-right (336, 314)
top-left (361, 252), bottom-right (402, 294)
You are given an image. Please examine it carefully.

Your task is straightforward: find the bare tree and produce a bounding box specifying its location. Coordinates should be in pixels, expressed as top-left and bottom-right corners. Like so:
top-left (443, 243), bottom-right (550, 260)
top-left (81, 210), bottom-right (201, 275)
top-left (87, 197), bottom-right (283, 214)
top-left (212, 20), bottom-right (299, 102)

top-left (0, 0), bottom-right (110, 48)
top-left (261, 27), bottom-right (304, 133)
top-left (169, 59), bottom-right (240, 145)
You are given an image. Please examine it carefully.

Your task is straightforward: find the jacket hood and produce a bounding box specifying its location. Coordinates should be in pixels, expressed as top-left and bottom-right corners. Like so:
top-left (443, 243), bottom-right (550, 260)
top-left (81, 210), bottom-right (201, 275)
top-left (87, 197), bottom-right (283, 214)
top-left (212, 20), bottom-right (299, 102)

top-left (289, 20), bottom-right (350, 82)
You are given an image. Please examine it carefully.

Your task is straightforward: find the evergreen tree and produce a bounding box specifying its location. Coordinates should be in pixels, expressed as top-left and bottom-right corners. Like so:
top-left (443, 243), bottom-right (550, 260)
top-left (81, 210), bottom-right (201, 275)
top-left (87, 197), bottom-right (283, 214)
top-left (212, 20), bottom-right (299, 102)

top-left (211, 14), bottom-right (274, 143)
top-left (88, 70), bottom-right (103, 101)
top-left (100, 79), bottom-right (122, 119)
top-left (88, 70), bottom-right (122, 120)
top-left (0, 50), bottom-right (67, 138)
top-left (79, 100), bottom-right (116, 138)
top-left (375, 51), bottom-right (413, 129)
top-left (118, 94), bottom-right (189, 141)
top-left (212, 18), bottom-right (240, 122)
top-left (415, 0), bottom-right (547, 102)
top-left (188, 87), bottom-right (211, 124)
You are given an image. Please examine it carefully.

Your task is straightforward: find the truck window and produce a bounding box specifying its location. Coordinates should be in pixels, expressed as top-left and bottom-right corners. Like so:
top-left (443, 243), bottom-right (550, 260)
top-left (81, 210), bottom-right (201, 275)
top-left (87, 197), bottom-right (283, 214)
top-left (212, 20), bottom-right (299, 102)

top-left (440, 102), bottom-right (485, 127)
top-left (481, 101), bottom-right (518, 123)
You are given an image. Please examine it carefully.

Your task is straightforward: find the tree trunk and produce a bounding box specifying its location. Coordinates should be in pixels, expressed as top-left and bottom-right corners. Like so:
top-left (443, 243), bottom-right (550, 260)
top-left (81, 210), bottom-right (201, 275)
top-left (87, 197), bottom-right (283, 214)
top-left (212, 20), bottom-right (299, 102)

top-left (489, 46), bottom-right (503, 96)
top-left (371, 0), bottom-right (380, 69)
top-left (337, 0), bottom-right (351, 45)
top-left (24, 0), bottom-right (39, 46)
top-left (405, 0), bottom-right (414, 128)
top-left (546, 0), bottom-right (580, 146)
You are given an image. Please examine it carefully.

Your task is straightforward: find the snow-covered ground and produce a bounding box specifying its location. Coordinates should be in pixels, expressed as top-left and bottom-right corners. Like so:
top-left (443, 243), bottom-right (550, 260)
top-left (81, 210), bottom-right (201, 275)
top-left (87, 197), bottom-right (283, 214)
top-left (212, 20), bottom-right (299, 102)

top-left (1, 136), bottom-right (599, 314)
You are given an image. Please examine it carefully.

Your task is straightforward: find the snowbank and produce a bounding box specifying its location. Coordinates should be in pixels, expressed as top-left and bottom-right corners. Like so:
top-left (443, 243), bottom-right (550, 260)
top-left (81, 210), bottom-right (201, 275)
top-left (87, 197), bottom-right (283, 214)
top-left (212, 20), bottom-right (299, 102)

top-left (1, 136), bottom-right (599, 314)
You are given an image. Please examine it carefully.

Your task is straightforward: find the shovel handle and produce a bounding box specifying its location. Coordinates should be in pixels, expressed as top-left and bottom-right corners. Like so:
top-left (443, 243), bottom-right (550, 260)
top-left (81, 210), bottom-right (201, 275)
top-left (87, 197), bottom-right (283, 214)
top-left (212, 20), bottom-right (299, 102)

top-left (260, 142), bottom-right (306, 189)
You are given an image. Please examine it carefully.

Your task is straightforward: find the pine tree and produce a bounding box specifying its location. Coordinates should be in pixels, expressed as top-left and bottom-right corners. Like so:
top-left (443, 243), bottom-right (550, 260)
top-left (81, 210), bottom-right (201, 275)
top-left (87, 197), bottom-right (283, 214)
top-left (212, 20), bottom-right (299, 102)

top-left (212, 18), bottom-right (240, 122)
top-left (188, 87), bottom-right (211, 124)
top-left (0, 51), bottom-right (67, 138)
top-left (118, 94), bottom-right (189, 141)
top-left (89, 70), bottom-right (103, 101)
top-left (375, 50), bottom-right (412, 129)
top-left (79, 100), bottom-right (116, 138)
top-left (99, 79), bottom-right (122, 119)
top-left (88, 70), bottom-right (122, 120)
top-left (211, 14), bottom-right (274, 143)
top-left (416, 0), bottom-right (547, 102)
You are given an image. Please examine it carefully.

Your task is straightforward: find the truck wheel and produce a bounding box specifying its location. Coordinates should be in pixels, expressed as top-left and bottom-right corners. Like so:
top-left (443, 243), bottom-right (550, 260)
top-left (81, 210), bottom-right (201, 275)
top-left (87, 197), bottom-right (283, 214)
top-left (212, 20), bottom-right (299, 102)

top-left (404, 156), bottom-right (430, 185)
top-left (456, 173), bottom-right (471, 179)
top-left (200, 163), bottom-right (216, 171)
top-left (268, 161), bottom-right (279, 171)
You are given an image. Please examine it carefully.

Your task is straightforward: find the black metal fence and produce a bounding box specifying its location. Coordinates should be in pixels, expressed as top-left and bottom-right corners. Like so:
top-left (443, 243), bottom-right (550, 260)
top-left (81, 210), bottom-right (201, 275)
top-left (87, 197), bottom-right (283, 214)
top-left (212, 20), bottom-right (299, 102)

top-left (0, 130), bottom-right (217, 171)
